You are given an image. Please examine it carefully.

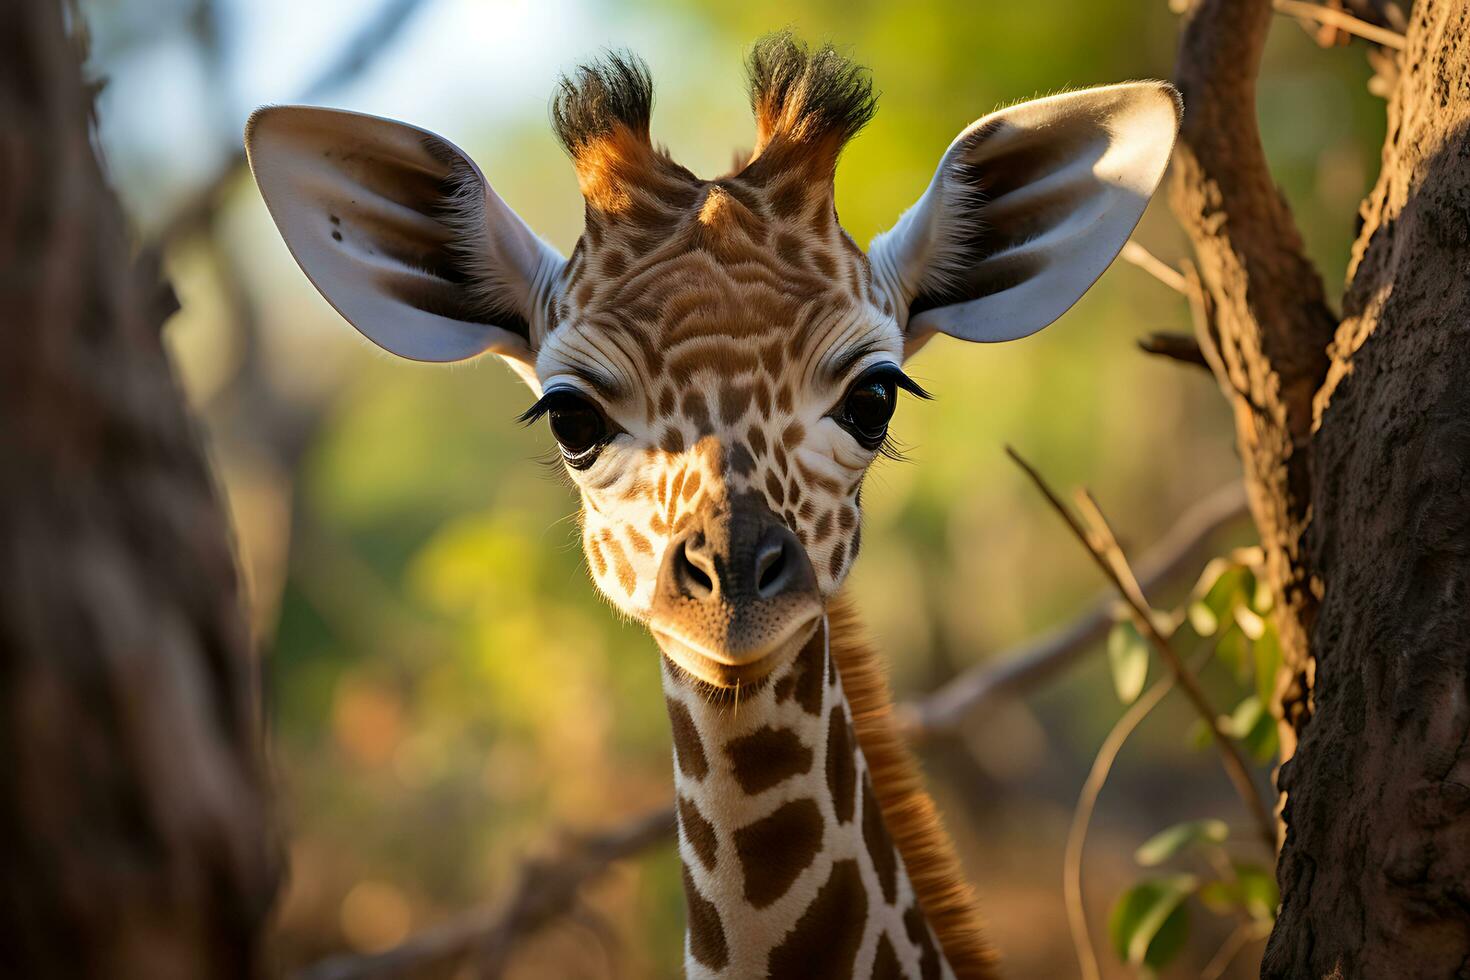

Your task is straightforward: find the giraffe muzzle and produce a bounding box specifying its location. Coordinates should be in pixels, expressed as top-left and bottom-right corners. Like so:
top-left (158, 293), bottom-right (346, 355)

top-left (649, 499), bottom-right (822, 688)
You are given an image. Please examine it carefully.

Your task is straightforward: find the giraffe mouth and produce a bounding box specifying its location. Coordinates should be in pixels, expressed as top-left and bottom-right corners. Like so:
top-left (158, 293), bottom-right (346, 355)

top-left (651, 610), bottom-right (822, 689)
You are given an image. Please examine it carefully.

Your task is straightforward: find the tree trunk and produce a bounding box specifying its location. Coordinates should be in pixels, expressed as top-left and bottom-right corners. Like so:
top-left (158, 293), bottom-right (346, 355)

top-left (0, 2), bottom-right (278, 977)
top-left (1270, 2), bottom-right (1470, 973)
top-left (1173, 0), bottom-right (1470, 974)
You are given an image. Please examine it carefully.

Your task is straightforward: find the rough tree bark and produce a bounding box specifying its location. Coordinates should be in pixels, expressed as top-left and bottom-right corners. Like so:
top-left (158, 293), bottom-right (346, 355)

top-left (1172, 0), bottom-right (1470, 974)
top-left (1170, 0), bottom-right (1339, 772)
top-left (0, 2), bottom-right (278, 977)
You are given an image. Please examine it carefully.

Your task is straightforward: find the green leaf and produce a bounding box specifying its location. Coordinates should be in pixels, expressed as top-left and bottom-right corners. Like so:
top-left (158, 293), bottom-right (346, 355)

top-left (1108, 620), bottom-right (1149, 705)
top-left (1190, 556), bottom-right (1232, 598)
top-left (1247, 716), bottom-right (1279, 763)
top-left (1226, 695), bottom-right (1280, 763)
top-left (1135, 819), bottom-right (1230, 867)
top-left (1186, 717), bottom-right (1214, 751)
top-left (1199, 563), bottom-right (1248, 618)
top-left (1198, 879), bottom-right (1235, 915)
top-left (1199, 863), bottom-right (1280, 923)
top-left (1216, 625), bottom-right (1251, 681)
top-left (1233, 603), bottom-right (1266, 641)
top-left (1109, 875), bottom-right (1196, 969)
top-left (1252, 577), bottom-right (1275, 614)
top-left (1188, 600), bottom-right (1219, 637)
top-left (1233, 862), bottom-right (1281, 922)
top-left (1223, 695), bottom-right (1263, 739)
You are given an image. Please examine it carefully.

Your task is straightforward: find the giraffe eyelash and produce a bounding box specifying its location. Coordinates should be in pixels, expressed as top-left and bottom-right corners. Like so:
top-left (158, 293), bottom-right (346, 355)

top-left (876, 431), bottom-right (912, 463)
top-left (883, 370), bottom-right (931, 462)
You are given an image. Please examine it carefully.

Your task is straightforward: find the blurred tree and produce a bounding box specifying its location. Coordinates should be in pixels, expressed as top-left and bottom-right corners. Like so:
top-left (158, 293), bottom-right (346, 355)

top-left (0, 2), bottom-right (277, 976)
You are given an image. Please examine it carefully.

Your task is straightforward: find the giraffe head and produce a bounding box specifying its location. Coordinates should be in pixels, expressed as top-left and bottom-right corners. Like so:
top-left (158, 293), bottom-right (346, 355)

top-left (247, 35), bottom-right (1179, 690)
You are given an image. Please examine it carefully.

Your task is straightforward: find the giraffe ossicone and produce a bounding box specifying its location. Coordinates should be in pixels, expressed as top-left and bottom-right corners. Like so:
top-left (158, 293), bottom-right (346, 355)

top-left (247, 32), bottom-right (1180, 979)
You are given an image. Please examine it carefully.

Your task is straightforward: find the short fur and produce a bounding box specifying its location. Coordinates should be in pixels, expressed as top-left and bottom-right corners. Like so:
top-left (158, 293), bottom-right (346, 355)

top-left (829, 591), bottom-right (1001, 979)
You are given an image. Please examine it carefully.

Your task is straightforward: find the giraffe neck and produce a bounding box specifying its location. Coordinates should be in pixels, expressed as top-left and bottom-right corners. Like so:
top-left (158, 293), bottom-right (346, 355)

top-left (663, 615), bottom-right (954, 980)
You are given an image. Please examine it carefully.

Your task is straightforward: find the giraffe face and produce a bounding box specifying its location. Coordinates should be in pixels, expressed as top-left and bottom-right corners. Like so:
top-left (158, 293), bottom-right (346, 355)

top-left (529, 202), bottom-right (914, 684)
top-left (247, 37), bottom-right (1180, 686)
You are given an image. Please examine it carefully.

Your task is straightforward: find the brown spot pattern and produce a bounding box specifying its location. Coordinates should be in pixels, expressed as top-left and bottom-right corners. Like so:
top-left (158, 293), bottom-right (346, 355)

top-left (872, 933), bottom-right (905, 980)
top-left (766, 858), bottom-right (868, 979)
top-left (625, 525), bottom-right (653, 556)
top-left (666, 697), bottom-right (708, 780)
top-left (792, 634), bottom-right (826, 715)
top-left (734, 798), bottom-right (824, 908)
top-left (826, 706), bottom-right (856, 823)
top-left (725, 726), bottom-right (814, 794)
top-left (904, 904), bottom-right (941, 980)
top-left (863, 773), bottom-right (899, 903)
top-left (678, 795), bottom-right (717, 871)
top-left (747, 425), bottom-right (767, 456)
top-left (682, 391), bottom-right (711, 433)
top-left (682, 865), bottom-right (729, 970)
top-left (728, 442), bottom-right (756, 475)
top-left (772, 671), bottom-right (796, 702)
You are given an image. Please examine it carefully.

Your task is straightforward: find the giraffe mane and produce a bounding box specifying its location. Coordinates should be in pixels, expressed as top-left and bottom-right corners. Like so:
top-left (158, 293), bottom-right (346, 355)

top-left (828, 590), bottom-right (1001, 980)
top-left (740, 32), bottom-right (878, 179)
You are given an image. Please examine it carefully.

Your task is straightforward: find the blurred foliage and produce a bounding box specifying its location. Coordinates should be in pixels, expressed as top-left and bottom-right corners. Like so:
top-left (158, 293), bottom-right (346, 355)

top-left (83, 0), bottom-right (1386, 974)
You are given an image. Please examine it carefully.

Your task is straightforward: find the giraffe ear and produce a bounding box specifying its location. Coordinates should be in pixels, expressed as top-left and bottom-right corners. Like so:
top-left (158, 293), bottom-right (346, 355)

top-left (245, 106), bottom-right (564, 377)
top-left (868, 82), bottom-right (1181, 358)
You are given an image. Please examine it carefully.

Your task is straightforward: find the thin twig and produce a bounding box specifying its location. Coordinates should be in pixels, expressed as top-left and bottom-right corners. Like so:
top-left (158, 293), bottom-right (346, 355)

top-left (1137, 331), bottom-right (1209, 369)
top-left (1272, 0), bottom-right (1407, 48)
top-left (902, 481), bottom-right (1249, 739)
top-left (1120, 240), bottom-right (1189, 294)
top-left (1007, 446), bottom-right (1278, 854)
top-left (1201, 920), bottom-right (1272, 980)
top-left (1064, 669), bottom-right (1182, 980)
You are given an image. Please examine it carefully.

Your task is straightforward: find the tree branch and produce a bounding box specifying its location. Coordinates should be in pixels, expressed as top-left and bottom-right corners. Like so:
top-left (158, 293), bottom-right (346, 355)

top-left (1273, 0), bottom-right (1407, 49)
top-left (1170, 0), bottom-right (1339, 760)
top-left (1006, 447), bottom-right (1277, 854)
top-left (902, 480), bottom-right (1248, 739)
top-left (1120, 240), bottom-right (1188, 294)
top-left (1137, 330), bottom-right (1209, 369)
top-left (293, 807), bottom-right (678, 980)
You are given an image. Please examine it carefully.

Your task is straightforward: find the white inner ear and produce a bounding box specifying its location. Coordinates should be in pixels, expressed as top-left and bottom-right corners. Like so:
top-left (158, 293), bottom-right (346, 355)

top-left (869, 82), bottom-right (1181, 355)
top-left (246, 106), bottom-right (564, 368)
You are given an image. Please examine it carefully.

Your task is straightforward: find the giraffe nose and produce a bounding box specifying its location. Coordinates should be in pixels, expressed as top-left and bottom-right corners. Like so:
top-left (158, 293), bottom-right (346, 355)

top-left (671, 520), bottom-right (803, 601)
top-left (651, 497), bottom-right (822, 682)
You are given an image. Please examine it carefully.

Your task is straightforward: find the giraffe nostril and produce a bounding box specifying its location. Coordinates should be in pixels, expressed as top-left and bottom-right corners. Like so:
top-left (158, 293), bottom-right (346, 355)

top-left (677, 540), bottom-right (715, 598)
top-left (756, 539), bottom-right (788, 598)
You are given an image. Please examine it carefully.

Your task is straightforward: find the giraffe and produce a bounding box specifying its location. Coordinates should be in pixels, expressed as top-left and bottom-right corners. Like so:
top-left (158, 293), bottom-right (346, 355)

top-left (245, 33), bottom-right (1179, 979)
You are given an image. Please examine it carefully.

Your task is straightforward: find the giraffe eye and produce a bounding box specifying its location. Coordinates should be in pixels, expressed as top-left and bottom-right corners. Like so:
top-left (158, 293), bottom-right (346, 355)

top-left (523, 388), bottom-right (612, 469)
top-left (838, 369), bottom-right (899, 450)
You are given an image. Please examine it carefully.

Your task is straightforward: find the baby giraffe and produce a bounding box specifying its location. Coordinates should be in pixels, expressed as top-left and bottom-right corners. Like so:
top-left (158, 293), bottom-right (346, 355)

top-left (247, 33), bottom-right (1178, 980)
